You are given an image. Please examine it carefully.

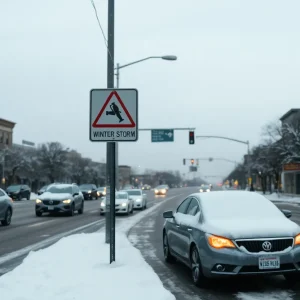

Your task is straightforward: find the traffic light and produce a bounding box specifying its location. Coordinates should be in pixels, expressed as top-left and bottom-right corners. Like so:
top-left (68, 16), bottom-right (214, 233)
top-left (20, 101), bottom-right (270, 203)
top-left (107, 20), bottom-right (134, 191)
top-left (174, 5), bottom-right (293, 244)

top-left (191, 159), bottom-right (194, 165)
top-left (183, 159), bottom-right (186, 165)
top-left (189, 131), bottom-right (195, 144)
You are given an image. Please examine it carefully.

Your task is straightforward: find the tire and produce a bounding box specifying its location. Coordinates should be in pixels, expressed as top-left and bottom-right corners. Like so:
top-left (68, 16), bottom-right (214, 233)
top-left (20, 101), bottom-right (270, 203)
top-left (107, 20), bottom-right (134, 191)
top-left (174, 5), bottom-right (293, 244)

top-left (130, 205), bottom-right (134, 214)
top-left (100, 212), bottom-right (104, 216)
top-left (78, 201), bottom-right (84, 214)
top-left (68, 203), bottom-right (75, 216)
top-left (36, 211), bottom-right (42, 217)
top-left (163, 231), bottom-right (176, 263)
top-left (190, 245), bottom-right (209, 287)
top-left (284, 272), bottom-right (300, 286)
top-left (27, 193), bottom-right (30, 200)
top-left (1, 208), bottom-right (12, 226)
top-left (18, 194), bottom-right (22, 201)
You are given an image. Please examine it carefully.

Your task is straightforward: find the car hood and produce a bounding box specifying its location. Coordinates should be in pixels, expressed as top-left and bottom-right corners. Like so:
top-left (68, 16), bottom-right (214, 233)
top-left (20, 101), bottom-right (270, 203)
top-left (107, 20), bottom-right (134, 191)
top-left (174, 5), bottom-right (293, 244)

top-left (202, 217), bottom-right (300, 240)
top-left (128, 195), bottom-right (142, 200)
top-left (101, 198), bottom-right (129, 204)
top-left (39, 192), bottom-right (72, 200)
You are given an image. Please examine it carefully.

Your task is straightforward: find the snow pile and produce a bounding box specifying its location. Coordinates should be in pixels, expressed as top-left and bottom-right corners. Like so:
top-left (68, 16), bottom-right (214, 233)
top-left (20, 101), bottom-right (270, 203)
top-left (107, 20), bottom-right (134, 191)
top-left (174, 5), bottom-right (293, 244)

top-left (0, 195), bottom-right (178, 300)
top-left (264, 192), bottom-right (300, 203)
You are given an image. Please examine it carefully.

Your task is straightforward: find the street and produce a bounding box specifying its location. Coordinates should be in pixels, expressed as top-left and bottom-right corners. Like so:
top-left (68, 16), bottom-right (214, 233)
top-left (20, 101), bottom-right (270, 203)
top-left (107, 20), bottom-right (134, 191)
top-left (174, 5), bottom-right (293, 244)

top-left (129, 187), bottom-right (300, 300)
top-left (0, 190), bottom-right (159, 276)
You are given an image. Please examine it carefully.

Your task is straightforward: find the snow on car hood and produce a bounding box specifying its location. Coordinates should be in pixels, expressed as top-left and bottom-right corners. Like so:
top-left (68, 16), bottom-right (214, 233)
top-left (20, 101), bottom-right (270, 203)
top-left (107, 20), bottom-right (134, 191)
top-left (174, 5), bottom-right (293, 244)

top-left (101, 198), bottom-right (129, 205)
top-left (39, 192), bottom-right (73, 200)
top-left (202, 217), bottom-right (300, 240)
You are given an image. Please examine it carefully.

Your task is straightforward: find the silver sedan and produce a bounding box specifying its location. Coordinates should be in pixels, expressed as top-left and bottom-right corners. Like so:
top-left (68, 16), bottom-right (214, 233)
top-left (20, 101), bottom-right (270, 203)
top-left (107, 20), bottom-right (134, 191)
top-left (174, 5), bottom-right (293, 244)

top-left (0, 188), bottom-right (13, 226)
top-left (162, 191), bottom-right (300, 287)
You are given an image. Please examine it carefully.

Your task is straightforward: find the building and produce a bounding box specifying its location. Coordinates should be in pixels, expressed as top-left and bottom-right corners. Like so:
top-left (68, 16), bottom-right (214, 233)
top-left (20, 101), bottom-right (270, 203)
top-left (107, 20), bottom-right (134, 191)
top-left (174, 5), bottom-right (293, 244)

top-left (280, 109), bottom-right (300, 194)
top-left (0, 118), bottom-right (16, 150)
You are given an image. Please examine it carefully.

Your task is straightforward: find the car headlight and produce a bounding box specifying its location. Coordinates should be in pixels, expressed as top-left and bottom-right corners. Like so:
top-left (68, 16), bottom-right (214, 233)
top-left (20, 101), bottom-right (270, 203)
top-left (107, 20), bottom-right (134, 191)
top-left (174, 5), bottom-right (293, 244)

top-left (100, 202), bottom-right (105, 207)
top-left (295, 234), bottom-right (300, 245)
top-left (200, 189), bottom-right (203, 192)
top-left (103, 191), bottom-right (106, 195)
top-left (154, 190), bottom-right (158, 193)
top-left (206, 234), bottom-right (235, 249)
top-left (135, 199), bottom-right (141, 202)
top-left (88, 190), bottom-right (92, 193)
top-left (63, 199), bottom-right (72, 204)
top-left (121, 202), bottom-right (127, 207)
top-left (36, 199), bottom-right (42, 204)
top-left (206, 189), bottom-right (210, 192)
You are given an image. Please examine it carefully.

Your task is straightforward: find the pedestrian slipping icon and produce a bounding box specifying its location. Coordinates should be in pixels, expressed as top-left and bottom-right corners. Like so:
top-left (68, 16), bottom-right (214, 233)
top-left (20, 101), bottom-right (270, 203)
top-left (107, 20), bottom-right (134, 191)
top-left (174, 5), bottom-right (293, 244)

top-left (106, 102), bottom-right (124, 123)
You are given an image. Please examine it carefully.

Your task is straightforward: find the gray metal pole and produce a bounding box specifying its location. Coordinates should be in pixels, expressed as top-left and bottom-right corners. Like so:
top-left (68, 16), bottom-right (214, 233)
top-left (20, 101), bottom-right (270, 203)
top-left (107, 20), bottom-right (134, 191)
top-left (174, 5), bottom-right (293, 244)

top-left (247, 141), bottom-right (251, 186)
top-left (106, 0), bottom-right (116, 264)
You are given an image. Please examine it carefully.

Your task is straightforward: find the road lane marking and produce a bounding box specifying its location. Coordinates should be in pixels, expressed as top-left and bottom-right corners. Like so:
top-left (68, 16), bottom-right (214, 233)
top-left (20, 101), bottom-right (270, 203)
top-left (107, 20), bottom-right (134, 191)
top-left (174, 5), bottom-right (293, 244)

top-left (0, 219), bottom-right (105, 265)
top-left (27, 220), bottom-right (56, 228)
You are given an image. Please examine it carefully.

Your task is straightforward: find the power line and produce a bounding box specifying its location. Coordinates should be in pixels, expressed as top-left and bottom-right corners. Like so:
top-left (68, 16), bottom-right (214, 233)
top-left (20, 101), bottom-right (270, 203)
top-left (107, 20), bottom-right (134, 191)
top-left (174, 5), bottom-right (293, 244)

top-left (89, 0), bottom-right (113, 61)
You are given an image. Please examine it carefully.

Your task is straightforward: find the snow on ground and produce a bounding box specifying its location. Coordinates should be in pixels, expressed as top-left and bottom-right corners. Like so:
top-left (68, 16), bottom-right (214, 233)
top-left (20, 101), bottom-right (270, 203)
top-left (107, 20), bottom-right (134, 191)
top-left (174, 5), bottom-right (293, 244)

top-left (236, 291), bottom-right (295, 300)
top-left (264, 192), bottom-right (300, 203)
top-left (0, 195), bottom-right (178, 300)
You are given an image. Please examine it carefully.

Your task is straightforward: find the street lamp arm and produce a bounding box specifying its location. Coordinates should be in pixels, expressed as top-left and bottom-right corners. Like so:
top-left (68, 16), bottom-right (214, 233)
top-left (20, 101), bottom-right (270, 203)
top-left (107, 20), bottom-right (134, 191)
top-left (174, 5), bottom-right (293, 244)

top-left (115, 56), bottom-right (162, 70)
top-left (196, 135), bottom-right (249, 145)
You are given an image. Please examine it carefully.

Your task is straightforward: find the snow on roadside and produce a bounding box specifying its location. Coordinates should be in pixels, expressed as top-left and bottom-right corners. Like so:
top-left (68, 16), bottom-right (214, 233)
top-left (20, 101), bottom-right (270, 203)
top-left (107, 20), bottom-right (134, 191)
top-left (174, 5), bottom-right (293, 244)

top-left (264, 192), bottom-right (300, 203)
top-left (235, 291), bottom-right (295, 300)
top-left (0, 195), bottom-right (179, 300)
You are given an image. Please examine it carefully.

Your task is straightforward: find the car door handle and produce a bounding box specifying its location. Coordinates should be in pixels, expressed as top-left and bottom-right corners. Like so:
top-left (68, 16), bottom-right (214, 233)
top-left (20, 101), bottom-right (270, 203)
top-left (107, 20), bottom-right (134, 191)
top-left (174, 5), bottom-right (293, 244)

top-left (187, 228), bottom-right (192, 232)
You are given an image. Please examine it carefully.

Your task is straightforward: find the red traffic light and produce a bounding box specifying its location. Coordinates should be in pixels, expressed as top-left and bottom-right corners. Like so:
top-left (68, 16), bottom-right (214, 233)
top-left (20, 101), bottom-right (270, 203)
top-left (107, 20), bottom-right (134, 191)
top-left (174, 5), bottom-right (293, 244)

top-left (189, 131), bottom-right (195, 144)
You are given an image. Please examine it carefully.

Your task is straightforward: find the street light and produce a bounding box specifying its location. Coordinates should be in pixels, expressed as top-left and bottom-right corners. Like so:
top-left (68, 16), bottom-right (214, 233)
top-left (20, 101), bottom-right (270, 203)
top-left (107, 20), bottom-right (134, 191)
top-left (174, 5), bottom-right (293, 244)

top-left (114, 55), bottom-right (177, 189)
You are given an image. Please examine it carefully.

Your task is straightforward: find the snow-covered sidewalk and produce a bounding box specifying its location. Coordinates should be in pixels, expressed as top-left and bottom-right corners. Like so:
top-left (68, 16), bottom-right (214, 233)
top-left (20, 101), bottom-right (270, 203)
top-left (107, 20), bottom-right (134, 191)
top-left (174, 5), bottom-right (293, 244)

top-left (263, 192), bottom-right (300, 203)
top-left (0, 196), bottom-right (177, 300)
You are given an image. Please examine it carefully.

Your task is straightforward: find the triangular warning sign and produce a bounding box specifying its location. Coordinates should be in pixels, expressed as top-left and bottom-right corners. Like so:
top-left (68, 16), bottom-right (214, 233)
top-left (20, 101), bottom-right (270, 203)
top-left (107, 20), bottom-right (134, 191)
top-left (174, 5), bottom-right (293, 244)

top-left (92, 91), bottom-right (136, 128)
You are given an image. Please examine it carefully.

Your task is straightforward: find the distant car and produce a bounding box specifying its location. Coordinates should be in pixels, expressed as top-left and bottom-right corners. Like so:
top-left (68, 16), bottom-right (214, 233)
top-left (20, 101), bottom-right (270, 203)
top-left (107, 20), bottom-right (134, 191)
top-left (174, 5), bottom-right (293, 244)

top-left (79, 184), bottom-right (98, 200)
top-left (0, 188), bottom-right (13, 226)
top-left (35, 183), bottom-right (84, 217)
top-left (6, 184), bottom-right (31, 201)
top-left (154, 185), bottom-right (168, 195)
top-left (97, 186), bottom-right (106, 197)
top-left (123, 184), bottom-right (134, 189)
top-left (142, 184), bottom-right (151, 190)
top-left (199, 185), bottom-right (211, 192)
top-left (100, 191), bottom-right (134, 215)
top-left (37, 184), bottom-right (49, 195)
top-left (122, 189), bottom-right (147, 209)
top-left (162, 191), bottom-right (300, 287)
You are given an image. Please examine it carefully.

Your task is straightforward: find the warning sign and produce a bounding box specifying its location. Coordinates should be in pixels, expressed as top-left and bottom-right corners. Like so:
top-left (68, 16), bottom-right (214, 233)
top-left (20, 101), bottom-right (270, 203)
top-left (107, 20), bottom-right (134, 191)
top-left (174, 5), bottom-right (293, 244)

top-left (90, 89), bottom-right (138, 142)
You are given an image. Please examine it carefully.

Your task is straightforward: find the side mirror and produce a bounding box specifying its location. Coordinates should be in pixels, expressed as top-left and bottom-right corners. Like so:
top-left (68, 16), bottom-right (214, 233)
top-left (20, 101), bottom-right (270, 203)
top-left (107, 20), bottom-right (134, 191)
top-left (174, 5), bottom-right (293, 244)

top-left (163, 211), bottom-right (174, 218)
top-left (282, 209), bottom-right (292, 218)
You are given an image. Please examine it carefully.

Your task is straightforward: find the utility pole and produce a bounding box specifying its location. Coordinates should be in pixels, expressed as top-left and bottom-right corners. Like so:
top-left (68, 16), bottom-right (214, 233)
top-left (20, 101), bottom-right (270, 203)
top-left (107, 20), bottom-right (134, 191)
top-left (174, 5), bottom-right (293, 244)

top-left (105, 0), bottom-right (116, 264)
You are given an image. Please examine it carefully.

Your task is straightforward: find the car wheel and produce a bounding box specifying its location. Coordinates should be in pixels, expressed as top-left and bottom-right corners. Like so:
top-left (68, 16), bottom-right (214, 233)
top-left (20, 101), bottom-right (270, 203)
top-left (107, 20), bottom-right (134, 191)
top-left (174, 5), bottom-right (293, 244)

top-left (163, 231), bottom-right (176, 263)
top-left (78, 201), bottom-right (84, 214)
top-left (18, 194), bottom-right (22, 201)
top-left (190, 245), bottom-right (209, 287)
top-left (69, 203), bottom-right (75, 216)
top-left (100, 212), bottom-right (104, 216)
top-left (131, 205), bottom-right (134, 214)
top-left (1, 208), bottom-right (12, 226)
top-left (36, 211), bottom-right (42, 217)
top-left (284, 272), bottom-right (300, 285)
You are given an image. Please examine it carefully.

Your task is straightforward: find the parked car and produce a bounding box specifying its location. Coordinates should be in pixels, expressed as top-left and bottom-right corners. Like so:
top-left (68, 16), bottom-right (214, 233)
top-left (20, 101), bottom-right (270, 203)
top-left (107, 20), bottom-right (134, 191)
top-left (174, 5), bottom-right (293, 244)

top-left (122, 189), bottom-right (147, 209)
top-left (162, 191), bottom-right (300, 287)
top-left (37, 184), bottom-right (49, 195)
top-left (6, 184), bottom-right (31, 201)
top-left (0, 188), bottom-right (13, 226)
top-left (100, 191), bottom-right (134, 215)
top-left (79, 184), bottom-right (98, 200)
top-left (35, 183), bottom-right (84, 217)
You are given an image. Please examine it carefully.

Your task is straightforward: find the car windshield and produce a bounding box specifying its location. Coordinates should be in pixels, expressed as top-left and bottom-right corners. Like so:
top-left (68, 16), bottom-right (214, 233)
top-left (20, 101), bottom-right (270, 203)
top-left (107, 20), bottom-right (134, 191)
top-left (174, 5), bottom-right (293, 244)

top-left (201, 192), bottom-right (284, 220)
top-left (7, 185), bottom-right (22, 191)
top-left (79, 184), bottom-right (93, 190)
top-left (201, 185), bottom-right (210, 189)
top-left (116, 193), bottom-right (128, 199)
top-left (98, 187), bottom-right (105, 191)
top-left (156, 185), bottom-right (166, 189)
top-left (126, 190), bottom-right (141, 196)
top-left (47, 186), bottom-right (73, 194)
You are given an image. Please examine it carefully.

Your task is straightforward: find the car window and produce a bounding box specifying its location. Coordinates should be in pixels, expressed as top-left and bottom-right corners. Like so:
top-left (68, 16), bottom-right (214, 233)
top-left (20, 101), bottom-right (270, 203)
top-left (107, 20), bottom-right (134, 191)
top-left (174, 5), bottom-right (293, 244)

top-left (186, 198), bottom-right (200, 216)
top-left (176, 197), bottom-right (192, 214)
top-left (0, 190), bottom-right (5, 197)
top-left (73, 186), bottom-right (80, 194)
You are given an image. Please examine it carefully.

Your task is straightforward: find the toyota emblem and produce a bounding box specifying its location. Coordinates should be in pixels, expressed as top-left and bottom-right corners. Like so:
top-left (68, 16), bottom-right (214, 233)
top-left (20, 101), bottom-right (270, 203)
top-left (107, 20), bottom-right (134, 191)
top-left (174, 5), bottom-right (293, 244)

top-left (49, 200), bottom-right (53, 204)
top-left (262, 241), bottom-right (272, 251)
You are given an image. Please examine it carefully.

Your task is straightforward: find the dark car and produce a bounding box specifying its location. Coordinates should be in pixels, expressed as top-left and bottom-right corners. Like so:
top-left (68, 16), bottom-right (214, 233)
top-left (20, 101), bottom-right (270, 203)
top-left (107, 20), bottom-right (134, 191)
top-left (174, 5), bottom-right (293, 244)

top-left (97, 187), bottom-right (106, 197)
top-left (0, 188), bottom-right (13, 226)
top-left (35, 183), bottom-right (84, 217)
top-left (79, 184), bottom-right (98, 200)
top-left (37, 184), bottom-right (49, 195)
top-left (6, 184), bottom-right (31, 201)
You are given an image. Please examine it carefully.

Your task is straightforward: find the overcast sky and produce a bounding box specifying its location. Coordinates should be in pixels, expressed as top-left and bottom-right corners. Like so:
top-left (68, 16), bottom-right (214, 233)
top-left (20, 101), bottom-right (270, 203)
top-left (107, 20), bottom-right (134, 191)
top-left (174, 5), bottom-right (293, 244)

top-left (1, 0), bottom-right (300, 183)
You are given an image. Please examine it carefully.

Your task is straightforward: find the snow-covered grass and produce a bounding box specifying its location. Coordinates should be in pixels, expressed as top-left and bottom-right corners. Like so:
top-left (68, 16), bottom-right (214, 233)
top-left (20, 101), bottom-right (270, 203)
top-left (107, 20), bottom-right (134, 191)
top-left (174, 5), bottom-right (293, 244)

top-left (0, 195), bottom-right (178, 300)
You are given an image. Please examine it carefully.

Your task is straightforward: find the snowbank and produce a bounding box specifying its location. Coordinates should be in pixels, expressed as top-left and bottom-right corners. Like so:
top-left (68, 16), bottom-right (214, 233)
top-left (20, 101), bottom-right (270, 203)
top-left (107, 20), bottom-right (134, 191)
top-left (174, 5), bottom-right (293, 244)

top-left (0, 195), bottom-right (178, 300)
top-left (264, 192), bottom-right (300, 203)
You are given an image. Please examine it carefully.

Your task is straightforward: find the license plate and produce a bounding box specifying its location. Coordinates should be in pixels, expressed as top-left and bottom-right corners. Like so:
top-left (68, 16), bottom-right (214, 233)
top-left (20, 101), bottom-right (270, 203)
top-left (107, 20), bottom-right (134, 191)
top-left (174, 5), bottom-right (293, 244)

top-left (258, 256), bottom-right (280, 269)
top-left (48, 206), bottom-right (54, 210)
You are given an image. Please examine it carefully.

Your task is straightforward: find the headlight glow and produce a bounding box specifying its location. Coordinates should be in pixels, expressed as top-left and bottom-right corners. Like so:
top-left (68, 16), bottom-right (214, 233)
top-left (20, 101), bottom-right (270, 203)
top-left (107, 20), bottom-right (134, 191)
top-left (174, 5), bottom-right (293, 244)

top-left (121, 202), bottom-right (127, 207)
top-left (206, 189), bottom-right (210, 192)
top-left (207, 234), bottom-right (235, 249)
top-left (88, 190), bottom-right (92, 193)
top-left (63, 199), bottom-right (72, 204)
top-left (36, 199), bottom-right (42, 204)
top-left (200, 189), bottom-right (203, 192)
top-left (135, 199), bottom-right (141, 202)
top-left (103, 191), bottom-right (106, 195)
top-left (155, 190), bottom-right (158, 193)
top-left (101, 202), bottom-right (105, 207)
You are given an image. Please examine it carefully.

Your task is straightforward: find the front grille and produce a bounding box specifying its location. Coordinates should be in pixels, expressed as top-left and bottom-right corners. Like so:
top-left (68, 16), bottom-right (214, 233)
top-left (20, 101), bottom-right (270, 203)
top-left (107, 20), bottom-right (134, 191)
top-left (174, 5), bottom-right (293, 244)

top-left (236, 238), bottom-right (293, 253)
top-left (240, 263), bottom-right (295, 273)
top-left (43, 200), bottom-right (61, 205)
